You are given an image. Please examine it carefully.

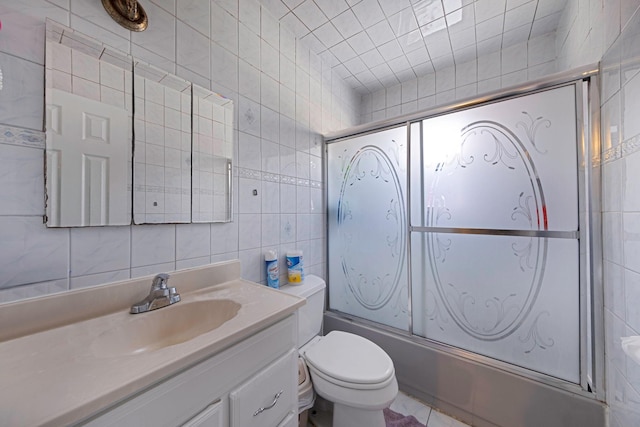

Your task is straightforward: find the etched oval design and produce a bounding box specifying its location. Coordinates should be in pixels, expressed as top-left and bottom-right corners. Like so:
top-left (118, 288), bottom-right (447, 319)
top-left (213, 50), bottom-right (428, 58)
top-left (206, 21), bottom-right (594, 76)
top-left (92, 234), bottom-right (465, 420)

top-left (427, 121), bottom-right (548, 340)
top-left (337, 145), bottom-right (406, 310)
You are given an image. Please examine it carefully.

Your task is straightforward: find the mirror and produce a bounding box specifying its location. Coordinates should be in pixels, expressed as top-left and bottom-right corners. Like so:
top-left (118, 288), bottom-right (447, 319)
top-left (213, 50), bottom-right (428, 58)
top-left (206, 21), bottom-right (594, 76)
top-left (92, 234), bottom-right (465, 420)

top-left (44, 22), bottom-right (234, 227)
top-left (192, 84), bottom-right (233, 223)
top-left (45, 21), bottom-right (133, 227)
top-left (133, 61), bottom-right (192, 224)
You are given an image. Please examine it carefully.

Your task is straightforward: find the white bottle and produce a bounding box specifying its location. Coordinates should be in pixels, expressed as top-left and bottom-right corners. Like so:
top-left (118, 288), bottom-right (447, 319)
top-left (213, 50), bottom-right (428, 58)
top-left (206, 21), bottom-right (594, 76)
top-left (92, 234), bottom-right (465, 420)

top-left (265, 250), bottom-right (279, 289)
top-left (286, 250), bottom-right (304, 284)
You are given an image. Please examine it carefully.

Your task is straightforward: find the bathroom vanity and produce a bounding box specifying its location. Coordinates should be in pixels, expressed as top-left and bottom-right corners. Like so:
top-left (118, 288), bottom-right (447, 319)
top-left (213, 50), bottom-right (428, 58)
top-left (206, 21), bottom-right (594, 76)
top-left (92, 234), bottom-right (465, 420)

top-left (0, 261), bottom-right (304, 426)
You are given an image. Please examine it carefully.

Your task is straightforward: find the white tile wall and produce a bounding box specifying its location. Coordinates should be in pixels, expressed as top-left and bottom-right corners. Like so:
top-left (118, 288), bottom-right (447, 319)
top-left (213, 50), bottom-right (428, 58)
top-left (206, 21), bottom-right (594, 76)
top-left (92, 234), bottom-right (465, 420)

top-left (0, 0), bottom-right (358, 303)
top-left (560, 0), bottom-right (640, 426)
top-left (359, 32), bottom-right (558, 124)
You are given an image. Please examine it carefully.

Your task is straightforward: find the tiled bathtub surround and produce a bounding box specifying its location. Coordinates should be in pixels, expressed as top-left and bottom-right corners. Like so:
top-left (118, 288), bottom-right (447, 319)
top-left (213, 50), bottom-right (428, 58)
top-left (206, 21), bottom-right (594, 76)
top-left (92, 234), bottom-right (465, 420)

top-left (359, 31), bottom-right (558, 123)
top-left (0, 0), bottom-right (359, 303)
top-left (598, 4), bottom-right (640, 427)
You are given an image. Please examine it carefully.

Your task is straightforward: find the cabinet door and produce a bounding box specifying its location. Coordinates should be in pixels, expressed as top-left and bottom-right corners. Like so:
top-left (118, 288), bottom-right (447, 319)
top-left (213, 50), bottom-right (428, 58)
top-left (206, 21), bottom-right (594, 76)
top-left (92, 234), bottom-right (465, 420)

top-left (230, 349), bottom-right (297, 427)
top-left (182, 400), bottom-right (223, 427)
top-left (277, 411), bottom-right (297, 427)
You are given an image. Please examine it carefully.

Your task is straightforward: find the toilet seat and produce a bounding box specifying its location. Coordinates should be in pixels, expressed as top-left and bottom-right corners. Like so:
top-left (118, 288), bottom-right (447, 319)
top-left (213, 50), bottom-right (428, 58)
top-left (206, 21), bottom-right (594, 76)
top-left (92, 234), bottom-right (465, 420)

top-left (303, 331), bottom-right (395, 388)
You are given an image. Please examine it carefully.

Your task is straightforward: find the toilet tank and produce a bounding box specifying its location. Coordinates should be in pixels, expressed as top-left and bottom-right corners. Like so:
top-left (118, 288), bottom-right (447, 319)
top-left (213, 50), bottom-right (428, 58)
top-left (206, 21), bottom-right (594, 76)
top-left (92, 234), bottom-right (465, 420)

top-left (280, 275), bottom-right (326, 347)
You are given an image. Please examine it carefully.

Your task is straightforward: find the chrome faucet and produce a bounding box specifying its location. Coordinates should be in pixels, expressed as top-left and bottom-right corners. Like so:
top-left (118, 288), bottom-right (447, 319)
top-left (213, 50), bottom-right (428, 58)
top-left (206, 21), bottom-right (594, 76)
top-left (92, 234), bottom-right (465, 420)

top-left (130, 273), bottom-right (181, 314)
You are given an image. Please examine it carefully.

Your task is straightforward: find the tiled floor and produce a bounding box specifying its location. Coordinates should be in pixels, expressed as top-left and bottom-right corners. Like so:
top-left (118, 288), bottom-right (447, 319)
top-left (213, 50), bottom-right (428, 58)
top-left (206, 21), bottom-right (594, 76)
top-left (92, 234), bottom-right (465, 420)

top-left (389, 391), bottom-right (471, 427)
top-left (308, 391), bottom-right (471, 427)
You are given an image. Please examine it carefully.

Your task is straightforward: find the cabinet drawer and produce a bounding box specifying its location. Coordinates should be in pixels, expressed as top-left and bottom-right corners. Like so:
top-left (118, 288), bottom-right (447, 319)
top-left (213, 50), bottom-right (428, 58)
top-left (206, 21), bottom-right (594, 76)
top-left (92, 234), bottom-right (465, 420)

top-left (230, 349), bottom-right (297, 427)
top-left (182, 399), bottom-right (223, 427)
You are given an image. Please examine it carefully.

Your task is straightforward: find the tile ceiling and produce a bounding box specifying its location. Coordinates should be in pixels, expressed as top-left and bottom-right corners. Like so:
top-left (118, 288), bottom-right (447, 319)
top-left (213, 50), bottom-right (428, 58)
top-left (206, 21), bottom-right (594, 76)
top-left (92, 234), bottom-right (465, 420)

top-left (260, 0), bottom-right (567, 94)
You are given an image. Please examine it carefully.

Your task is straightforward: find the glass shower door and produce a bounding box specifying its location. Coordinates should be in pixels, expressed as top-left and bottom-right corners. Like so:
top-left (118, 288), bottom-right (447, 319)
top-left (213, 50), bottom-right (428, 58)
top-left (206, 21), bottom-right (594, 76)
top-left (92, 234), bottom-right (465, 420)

top-left (327, 126), bottom-right (409, 331)
top-left (410, 84), bottom-right (581, 383)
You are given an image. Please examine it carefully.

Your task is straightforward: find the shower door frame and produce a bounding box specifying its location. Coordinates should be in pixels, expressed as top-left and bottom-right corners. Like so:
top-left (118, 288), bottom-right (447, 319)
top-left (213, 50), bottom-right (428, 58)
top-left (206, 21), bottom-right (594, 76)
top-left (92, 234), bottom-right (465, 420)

top-left (323, 65), bottom-right (604, 401)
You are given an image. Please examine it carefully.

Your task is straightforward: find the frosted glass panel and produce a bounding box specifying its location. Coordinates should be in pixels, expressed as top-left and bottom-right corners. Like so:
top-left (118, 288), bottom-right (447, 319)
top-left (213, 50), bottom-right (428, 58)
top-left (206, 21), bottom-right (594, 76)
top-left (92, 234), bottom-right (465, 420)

top-left (419, 85), bottom-right (578, 231)
top-left (327, 126), bottom-right (409, 330)
top-left (411, 233), bottom-right (580, 383)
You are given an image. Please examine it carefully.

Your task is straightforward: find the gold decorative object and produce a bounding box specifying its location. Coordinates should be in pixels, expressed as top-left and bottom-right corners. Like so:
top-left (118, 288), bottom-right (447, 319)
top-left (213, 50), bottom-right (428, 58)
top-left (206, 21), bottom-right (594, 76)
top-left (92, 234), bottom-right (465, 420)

top-left (101, 0), bottom-right (148, 32)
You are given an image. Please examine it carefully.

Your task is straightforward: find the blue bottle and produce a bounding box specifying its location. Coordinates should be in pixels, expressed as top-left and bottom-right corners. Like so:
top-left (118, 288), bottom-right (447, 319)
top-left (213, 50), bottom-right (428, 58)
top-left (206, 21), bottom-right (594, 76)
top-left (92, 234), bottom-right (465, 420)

top-left (265, 250), bottom-right (279, 289)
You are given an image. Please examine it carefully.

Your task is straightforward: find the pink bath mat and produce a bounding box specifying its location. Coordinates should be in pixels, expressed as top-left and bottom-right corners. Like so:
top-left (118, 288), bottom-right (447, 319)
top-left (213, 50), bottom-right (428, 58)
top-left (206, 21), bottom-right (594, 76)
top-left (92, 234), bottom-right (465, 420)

top-left (384, 407), bottom-right (426, 427)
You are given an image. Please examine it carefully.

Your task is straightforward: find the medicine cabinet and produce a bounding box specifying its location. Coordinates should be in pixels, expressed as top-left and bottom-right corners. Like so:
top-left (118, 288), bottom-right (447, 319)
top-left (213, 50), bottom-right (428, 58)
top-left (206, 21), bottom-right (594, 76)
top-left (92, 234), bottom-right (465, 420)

top-left (44, 21), bottom-right (233, 227)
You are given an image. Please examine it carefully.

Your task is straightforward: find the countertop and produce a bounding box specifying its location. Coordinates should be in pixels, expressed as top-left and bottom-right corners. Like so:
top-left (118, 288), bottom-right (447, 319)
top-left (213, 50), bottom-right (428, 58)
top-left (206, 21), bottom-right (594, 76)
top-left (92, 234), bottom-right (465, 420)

top-left (0, 261), bottom-right (305, 426)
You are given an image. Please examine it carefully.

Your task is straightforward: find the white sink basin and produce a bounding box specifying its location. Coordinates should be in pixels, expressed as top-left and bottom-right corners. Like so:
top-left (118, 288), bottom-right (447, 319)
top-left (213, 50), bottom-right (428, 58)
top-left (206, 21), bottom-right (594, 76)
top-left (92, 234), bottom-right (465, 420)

top-left (92, 299), bottom-right (241, 357)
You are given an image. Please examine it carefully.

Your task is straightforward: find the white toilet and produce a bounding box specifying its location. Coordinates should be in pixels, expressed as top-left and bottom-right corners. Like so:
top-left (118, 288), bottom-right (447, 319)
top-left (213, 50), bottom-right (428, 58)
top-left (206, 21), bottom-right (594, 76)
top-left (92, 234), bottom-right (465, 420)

top-left (281, 275), bottom-right (398, 427)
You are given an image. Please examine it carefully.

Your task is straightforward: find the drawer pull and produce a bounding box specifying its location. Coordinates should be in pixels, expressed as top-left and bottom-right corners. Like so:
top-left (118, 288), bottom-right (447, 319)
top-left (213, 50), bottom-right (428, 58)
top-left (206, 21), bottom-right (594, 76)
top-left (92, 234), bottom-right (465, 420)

top-left (253, 390), bottom-right (284, 416)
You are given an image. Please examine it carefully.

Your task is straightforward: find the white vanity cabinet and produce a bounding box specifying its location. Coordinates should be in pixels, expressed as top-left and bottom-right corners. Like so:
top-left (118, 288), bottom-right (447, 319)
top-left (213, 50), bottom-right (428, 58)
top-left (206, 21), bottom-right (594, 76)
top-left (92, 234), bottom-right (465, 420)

top-left (80, 315), bottom-right (298, 427)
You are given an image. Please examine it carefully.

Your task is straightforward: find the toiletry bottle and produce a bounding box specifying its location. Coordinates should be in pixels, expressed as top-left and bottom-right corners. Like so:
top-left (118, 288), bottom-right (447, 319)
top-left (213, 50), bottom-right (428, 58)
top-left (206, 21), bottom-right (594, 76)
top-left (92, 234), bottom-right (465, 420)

top-left (265, 250), bottom-right (279, 289)
top-left (286, 250), bottom-right (304, 284)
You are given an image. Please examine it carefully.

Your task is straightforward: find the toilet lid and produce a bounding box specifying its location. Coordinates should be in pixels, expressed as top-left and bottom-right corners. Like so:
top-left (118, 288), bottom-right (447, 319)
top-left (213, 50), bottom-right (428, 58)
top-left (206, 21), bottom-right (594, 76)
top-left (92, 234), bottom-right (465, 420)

top-left (304, 331), bottom-right (394, 385)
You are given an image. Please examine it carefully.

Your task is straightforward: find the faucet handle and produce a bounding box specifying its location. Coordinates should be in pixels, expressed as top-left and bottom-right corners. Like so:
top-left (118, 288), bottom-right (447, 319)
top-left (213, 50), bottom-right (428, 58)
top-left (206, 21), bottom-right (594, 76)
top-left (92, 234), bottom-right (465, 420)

top-left (151, 273), bottom-right (170, 290)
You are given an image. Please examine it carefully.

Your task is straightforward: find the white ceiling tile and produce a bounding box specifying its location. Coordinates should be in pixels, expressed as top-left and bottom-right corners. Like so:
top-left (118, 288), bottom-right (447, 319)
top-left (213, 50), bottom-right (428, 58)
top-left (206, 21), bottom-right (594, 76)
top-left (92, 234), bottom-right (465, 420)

top-left (504, 1), bottom-right (536, 31)
top-left (442, 0), bottom-right (461, 14)
top-left (281, 11), bottom-right (310, 38)
top-left (343, 74), bottom-right (360, 86)
top-left (536, 0), bottom-right (567, 18)
top-left (420, 16), bottom-right (448, 37)
top-left (282, 0), bottom-right (305, 9)
top-left (397, 29), bottom-right (426, 53)
top-left (413, 61), bottom-right (435, 76)
top-left (301, 32), bottom-right (326, 53)
top-left (450, 26), bottom-right (476, 50)
top-left (528, 32), bottom-right (556, 66)
top-left (474, 0), bottom-right (505, 23)
top-left (260, 0), bottom-right (291, 19)
top-left (395, 68), bottom-right (417, 82)
top-left (378, 72), bottom-right (400, 86)
top-left (371, 62), bottom-right (394, 80)
top-left (363, 79), bottom-right (384, 92)
top-left (405, 46), bottom-right (431, 66)
top-left (388, 55), bottom-right (412, 73)
top-left (319, 49), bottom-right (340, 66)
top-left (476, 14), bottom-right (504, 41)
top-left (293, 0), bottom-right (328, 30)
top-left (314, 21), bottom-right (344, 48)
top-left (344, 56), bottom-right (369, 74)
top-left (333, 63), bottom-right (351, 78)
top-left (364, 79), bottom-right (384, 93)
top-left (314, 0), bottom-right (349, 19)
top-left (431, 52), bottom-right (455, 69)
top-left (505, 0), bottom-right (534, 11)
top-left (366, 20), bottom-right (397, 46)
top-left (378, 39), bottom-right (405, 61)
top-left (330, 40), bottom-right (358, 62)
top-left (346, 31), bottom-right (376, 54)
top-left (378, 0), bottom-right (412, 17)
top-left (530, 12), bottom-right (561, 37)
top-left (413, 0), bottom-right (444, 26)
top-left (424, 28), bottom-right (452, 57)
top-left (388, 7), bottom-right (419, 36)
top-left (359, 48), bottom-right (386, 67)
top-left (447, 4), bottom-right (475, 33)
top-left (272, 0), bottom-right (568, 92)
top-left (476, 34), bottom-right (502, 55)
top-left (502, 22), bottom-right (531, 47)
top-left (354, 69), bottom-right (378, 83)
top-left (351, 0), bottom-right (386, 28)
top-left (452, 44), bottom-right (476, 63)
top-left (332, 9), bottom-right (363, 39)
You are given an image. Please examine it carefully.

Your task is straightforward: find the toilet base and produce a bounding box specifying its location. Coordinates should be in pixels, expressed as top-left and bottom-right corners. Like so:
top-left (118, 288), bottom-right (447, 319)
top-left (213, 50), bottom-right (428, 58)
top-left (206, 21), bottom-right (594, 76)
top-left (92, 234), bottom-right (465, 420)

top-left (333, 403), bottom-right (385, 427)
